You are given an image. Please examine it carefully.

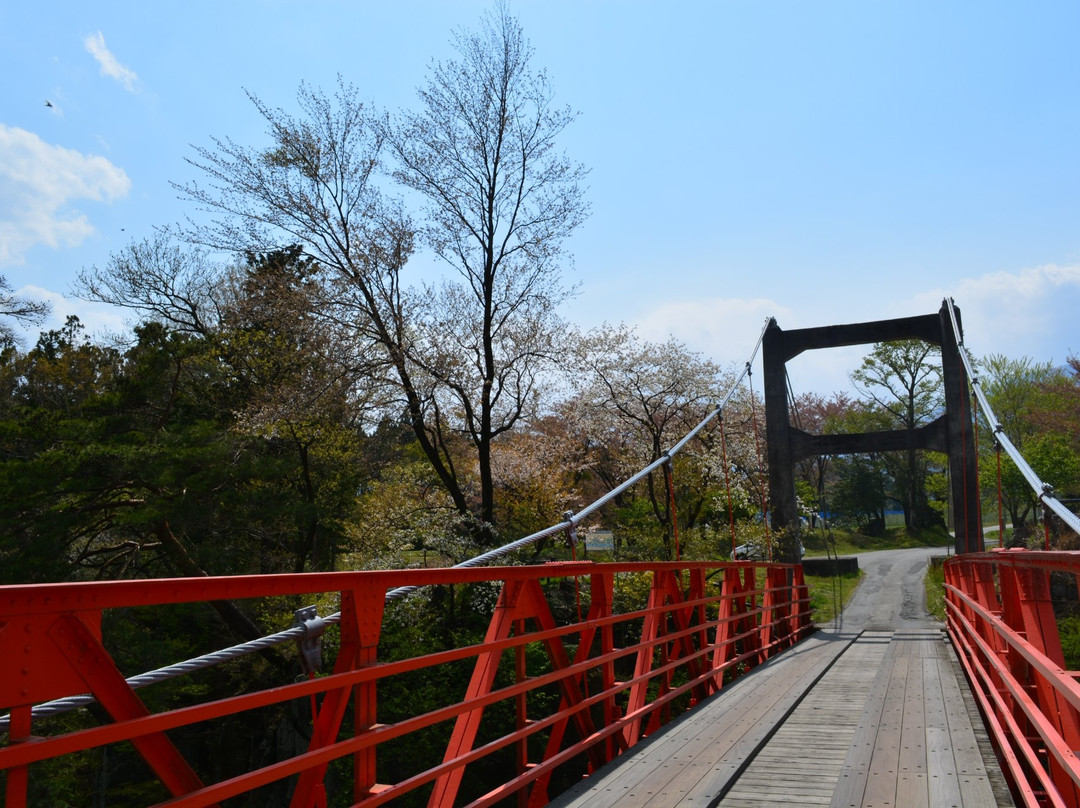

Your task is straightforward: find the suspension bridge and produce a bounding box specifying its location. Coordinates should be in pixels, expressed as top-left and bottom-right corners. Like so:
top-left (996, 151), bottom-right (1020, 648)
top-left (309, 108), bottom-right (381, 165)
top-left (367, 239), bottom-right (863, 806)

top-left (2, 299), bottom-right (1079, 808)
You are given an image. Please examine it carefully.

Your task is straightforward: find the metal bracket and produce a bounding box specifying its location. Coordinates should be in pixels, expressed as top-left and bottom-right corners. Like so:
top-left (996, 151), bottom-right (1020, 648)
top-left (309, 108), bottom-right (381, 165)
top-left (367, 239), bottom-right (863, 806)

top-left (292, 605), bottom-right (327, 677)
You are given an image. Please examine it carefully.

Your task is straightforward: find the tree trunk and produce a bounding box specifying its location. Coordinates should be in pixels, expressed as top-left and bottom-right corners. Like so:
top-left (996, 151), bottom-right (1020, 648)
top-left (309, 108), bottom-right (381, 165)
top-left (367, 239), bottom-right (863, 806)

top-left (154, 520), bottom-right (267, 643)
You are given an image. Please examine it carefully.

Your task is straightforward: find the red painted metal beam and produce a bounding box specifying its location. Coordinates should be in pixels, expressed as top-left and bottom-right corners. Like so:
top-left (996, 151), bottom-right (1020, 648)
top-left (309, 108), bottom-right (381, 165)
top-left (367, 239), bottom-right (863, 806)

top-left (0, 561), bottom-right (812, 808)
top-left (945, 551), bottom-right (1080, 808)
top-left (46, 615), bottom-right (214, 803)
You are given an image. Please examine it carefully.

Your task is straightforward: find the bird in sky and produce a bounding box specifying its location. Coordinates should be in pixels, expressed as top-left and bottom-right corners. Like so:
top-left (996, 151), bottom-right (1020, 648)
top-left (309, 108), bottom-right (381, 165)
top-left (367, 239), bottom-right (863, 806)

top-left (45, 100), bottom-right (53, 108)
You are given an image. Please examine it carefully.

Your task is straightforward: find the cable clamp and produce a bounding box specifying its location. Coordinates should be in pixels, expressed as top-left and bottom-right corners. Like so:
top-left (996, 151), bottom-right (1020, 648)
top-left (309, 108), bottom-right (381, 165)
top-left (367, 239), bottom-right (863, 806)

top-left (293, 605), bottom-right (327, 677)
top-left (563, 510), bottom-right (578, 549)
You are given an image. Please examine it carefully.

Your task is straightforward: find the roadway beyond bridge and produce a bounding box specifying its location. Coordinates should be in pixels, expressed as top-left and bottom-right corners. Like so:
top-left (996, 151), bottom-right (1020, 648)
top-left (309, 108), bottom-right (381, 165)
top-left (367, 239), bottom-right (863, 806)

top-left (550, 547), bottom-right (1015, 808)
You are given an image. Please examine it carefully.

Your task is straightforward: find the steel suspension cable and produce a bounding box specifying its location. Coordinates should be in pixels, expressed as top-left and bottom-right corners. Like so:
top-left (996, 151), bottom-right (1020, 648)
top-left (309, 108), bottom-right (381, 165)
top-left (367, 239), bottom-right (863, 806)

top-left (996, 441), bottom-right (1006, 541)
top-left (944, 298), bottom-right (1080, 537)
top-left (746, 363), bottom-right (772, 558)
top-left (719, 414), bottom-right (738, 557)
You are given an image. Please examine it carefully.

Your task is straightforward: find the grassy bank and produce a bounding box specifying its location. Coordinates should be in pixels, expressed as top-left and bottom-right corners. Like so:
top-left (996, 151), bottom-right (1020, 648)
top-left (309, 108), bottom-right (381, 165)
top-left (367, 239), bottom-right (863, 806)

top-left (803, 524), bottom-right (952, 558)
top-left (924, 562), bottom-right (946, 621)
top-left (805, 570), bottom-right (863, 625)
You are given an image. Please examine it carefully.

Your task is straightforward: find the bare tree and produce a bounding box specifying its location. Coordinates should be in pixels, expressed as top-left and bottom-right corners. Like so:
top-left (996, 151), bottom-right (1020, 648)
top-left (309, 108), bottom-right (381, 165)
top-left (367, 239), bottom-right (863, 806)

top-left (175, 4), bottom-right (587, 543)
top-left (382, 4), bottom-right (589, 537)
top-left (172, 79), bottom-right (478, 511)
top-left (0, 274), bottom-right (50, 344)
top-left (74, 232), bottom-right (225, 336)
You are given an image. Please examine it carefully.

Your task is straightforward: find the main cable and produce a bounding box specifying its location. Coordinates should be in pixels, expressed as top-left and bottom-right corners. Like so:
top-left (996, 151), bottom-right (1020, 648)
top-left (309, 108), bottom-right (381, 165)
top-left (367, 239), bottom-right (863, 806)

top-left (944, 299), bottom-right (1080, 536)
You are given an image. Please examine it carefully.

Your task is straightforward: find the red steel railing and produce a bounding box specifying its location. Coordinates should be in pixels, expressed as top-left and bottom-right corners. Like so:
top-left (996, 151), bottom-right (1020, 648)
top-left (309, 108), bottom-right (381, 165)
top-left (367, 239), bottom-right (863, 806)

top-left (945, 550), bottom-right (1080, 808)
top-left (1, 560), bottom-right (810, 807)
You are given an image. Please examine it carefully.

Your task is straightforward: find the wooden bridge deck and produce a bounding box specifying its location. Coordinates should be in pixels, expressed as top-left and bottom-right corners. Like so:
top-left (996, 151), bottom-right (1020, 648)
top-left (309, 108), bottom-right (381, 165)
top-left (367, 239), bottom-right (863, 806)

top-left (548, 629), bottom-right (1013, 808)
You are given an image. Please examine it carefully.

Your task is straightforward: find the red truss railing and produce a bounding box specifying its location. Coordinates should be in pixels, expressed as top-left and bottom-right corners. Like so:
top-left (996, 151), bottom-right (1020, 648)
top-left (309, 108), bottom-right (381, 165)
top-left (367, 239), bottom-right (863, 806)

top-left (944, 551), bottom-right (1080, 808)
top-left (0, 560), bottom-right (811, 808)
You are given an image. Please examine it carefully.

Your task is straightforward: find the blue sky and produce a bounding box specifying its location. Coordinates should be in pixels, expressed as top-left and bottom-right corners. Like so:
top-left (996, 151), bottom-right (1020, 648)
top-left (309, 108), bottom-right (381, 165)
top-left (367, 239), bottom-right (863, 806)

top-left (2, 1), bottom-right (1078, 395)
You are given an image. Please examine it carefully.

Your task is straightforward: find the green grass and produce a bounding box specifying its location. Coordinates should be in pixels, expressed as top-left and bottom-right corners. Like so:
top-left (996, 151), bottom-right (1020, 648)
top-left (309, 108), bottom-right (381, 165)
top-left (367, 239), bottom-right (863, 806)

top-left (802, 524), bottom-right (952, 558)
top-left (805, 571), bottom-right (863, 625)
top-left (924, 562), bottom-right (946, 621)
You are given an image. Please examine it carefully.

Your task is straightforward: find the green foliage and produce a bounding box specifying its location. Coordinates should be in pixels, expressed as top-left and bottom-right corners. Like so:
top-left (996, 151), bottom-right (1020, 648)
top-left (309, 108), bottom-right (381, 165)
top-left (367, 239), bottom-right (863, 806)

top-left (851, 340), bottom-right (943, 429)
top-left (829, 455), bottom-right (886, 532)
top-left (612, 496), bottom-right (668, 559)
top-left (978, 353), bottom-right (1080, 541)
top-left (1, 251), bottom-right (373, 584)
top-left (1057, 616), bottom-right (1080, 673)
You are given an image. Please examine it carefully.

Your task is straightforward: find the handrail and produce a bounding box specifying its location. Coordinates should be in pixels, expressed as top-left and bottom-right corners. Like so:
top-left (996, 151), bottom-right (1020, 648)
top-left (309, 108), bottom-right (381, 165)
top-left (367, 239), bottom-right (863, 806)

top-left (944, 550), bottom-right (1080, 808)
top-left (0, 560), bottom-right (812, 807)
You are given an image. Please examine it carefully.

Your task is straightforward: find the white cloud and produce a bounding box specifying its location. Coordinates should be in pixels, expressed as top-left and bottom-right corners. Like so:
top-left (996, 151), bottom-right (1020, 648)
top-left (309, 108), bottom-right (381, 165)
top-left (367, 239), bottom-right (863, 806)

top-left (83, 31), bottom-right (139, 92)
top-left (636, 296), bottom-right (787, 369)
top-left (0, 125), bottom-right (131, 266)
top-left (902, 264), bottom-right (1080, 362)
top-left (627, 265), bottom-right (1080, 397)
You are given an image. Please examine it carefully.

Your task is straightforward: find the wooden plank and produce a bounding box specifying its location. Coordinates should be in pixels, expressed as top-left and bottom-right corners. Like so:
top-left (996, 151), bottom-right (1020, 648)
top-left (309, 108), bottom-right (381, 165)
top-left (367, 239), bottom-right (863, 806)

top-left (830, 636), bottom-right (897, 808)
top-left (897, 638), bottom-right (929, 808)
top-left (923, 655), bottom-right (965, 808)
top-left (548, 633), bottom-right (853, 808)
top-left (942, 641), bottom-right (1016, 807)
top-left (642, 636), bottom-right (849, 807)
top-left (936, 655), bottom-right (999, 807)
top-left (552, 628), bottom-right (1013, 808)
top-left (896, 773), bottom-right (929, 808)
top-left (861, 656), bottom-right (907, 807)
top-left (559, 654), bottom-right (804, 807)
top-left (718, 631), bottom-right (890, 808)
